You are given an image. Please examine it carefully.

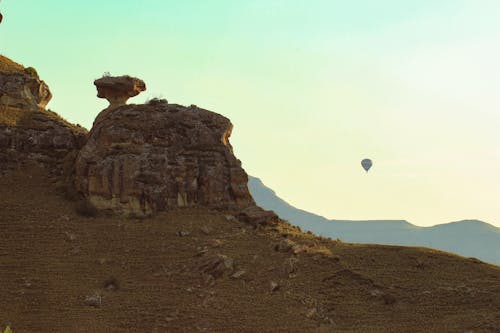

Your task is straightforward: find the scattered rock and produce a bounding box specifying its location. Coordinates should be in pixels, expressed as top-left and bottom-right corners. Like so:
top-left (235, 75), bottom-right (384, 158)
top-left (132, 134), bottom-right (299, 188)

top-left (305, 308), bottom-right (317, 319)
top-left (200, 226), bottom-right (211, 235)
top-left (199, 254), bottom-right (234, 279)
top-left (209, 239), bottom-right (224, 248)
top-left (275, 239), bottom-right (296, 253)
top-left (64, 232), bottom-right (77, 242)
top-left (84, 294), bottom-right (102, 307)
top-left (195, 247), bottom-right (209, 257)
top-left (270, 281), bottom-right (280, 292)
top-left (238, 206), bottom-right (279, 226)
top-left (225, 215), bottom-right (237, 222)
top-left (177, 230), bottom-right (190, 237)
top-left (231, 270), bottom-right (246, 279)
top-left (369, 289), bottom-right (383, 297)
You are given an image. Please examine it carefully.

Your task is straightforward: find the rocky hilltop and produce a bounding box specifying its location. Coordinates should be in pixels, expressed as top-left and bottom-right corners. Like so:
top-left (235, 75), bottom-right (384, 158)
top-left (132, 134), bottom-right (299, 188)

top-left (75, 76), bottom-right (255, 216)
top-left (0, 55), bottom-right (86, 174)
top-left (0, 55), bottom-right (268, 220)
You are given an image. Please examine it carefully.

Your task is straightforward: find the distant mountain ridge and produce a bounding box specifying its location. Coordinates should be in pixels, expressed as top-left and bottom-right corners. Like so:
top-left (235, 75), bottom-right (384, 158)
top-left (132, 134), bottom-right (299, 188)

top-left (248, 176), bottom-right (500, 266)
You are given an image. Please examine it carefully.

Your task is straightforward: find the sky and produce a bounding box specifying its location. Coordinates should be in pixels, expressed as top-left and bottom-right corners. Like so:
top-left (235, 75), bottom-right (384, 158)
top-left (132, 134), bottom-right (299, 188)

top-left (1, 0), bottom-right (500, 227)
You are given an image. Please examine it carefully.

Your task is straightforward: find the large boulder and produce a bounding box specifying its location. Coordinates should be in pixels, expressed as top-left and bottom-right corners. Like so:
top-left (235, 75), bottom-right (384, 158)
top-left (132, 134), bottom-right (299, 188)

top-left (75, 97), bottom-right (255, 216)
top-left (0, 55), bottom-right (87, 174)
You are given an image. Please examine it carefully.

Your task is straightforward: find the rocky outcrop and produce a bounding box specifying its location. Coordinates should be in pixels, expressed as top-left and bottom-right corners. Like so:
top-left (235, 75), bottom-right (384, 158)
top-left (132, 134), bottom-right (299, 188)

top-left (75, 93), bottom-right (255, 216)
top-left (0, 55), bottom-right (87, 174)
top-left (0, 57), bottom-right (52, 111)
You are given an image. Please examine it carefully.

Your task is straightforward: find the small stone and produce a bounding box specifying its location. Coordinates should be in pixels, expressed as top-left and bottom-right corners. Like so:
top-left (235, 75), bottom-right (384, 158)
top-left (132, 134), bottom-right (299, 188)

top-left (231, 270), bottom-right (246, 279)
top-left (177, 231), bottom-right (190, 237)
top-left (305, 308), bottom-right (317, 318)
top-left (200, 226), bottom-right (211, 235)
top-left (275, 239), bottom-right (295, 253)
top-left (270, 281), bottom-right (280, 292)
top-left (84, 295), bottom-right (102, 307)
top-left (199, 254), bottom-right (234, 279)
top-left (65, 232), bottom-right (77, 242)
top-left (209, 239), bottom-right (223, 248)
top-left (195, 248), bottom-right (209, 257)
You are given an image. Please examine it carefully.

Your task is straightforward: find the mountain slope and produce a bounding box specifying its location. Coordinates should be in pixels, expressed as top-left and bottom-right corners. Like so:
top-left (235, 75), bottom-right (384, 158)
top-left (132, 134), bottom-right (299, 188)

top-left (248, 176), bottom-right (500, 266)
top-left (1, 167), bottom-right (499, 332)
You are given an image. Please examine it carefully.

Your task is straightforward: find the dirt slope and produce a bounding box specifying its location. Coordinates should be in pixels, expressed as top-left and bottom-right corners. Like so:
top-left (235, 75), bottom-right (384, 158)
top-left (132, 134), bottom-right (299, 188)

top-left (0, 167), bottom-right (499, 333)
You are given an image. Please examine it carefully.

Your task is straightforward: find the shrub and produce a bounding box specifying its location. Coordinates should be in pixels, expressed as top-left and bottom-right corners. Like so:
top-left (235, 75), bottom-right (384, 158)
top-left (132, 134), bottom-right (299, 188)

top-left (146, 97), bottom-right (168, 106)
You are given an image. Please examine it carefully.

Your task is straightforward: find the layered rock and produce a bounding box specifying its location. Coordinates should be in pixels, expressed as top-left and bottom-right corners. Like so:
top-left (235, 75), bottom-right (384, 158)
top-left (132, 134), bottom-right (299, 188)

top-left (0, 57), bottom-right (52, 110)
top-left (75, 96), bottom-right (255, 216)
top-left (0, 55), bottom-right (87, 173)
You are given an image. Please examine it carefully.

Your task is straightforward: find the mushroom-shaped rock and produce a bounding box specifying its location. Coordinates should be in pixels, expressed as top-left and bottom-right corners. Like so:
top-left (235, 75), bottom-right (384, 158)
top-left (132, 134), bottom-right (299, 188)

top-left (94, 75), bottom-right (146, 109)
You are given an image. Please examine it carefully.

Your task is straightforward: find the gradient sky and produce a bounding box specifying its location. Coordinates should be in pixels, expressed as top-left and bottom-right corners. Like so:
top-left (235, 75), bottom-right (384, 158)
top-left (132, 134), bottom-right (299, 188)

top-left (1, 1), bottom-right (500, 227)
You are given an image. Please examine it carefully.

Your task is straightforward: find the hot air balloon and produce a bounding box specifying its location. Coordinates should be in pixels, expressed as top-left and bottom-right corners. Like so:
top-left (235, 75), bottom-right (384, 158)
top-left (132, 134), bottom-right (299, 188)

top-left (361, 158), bottom-right (372, 172)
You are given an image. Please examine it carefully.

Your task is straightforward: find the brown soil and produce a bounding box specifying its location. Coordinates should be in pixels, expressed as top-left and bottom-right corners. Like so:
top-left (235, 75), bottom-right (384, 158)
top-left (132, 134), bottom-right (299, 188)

top-left (0, 167), bottom-right (499, 333)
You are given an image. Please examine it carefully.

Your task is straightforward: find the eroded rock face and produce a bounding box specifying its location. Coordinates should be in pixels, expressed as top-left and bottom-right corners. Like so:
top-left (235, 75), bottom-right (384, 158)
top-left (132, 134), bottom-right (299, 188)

top-left (75, 101), bottom-right (255, 215)
top-left (0, 56), bottom-right (87, 174)
top-left (0, 58), bottom-right (52, 110)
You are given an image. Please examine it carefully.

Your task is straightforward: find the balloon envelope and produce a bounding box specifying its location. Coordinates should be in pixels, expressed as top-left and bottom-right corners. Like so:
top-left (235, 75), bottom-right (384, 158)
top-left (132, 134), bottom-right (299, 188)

top-left (361, 158), bottom-right (372, 172)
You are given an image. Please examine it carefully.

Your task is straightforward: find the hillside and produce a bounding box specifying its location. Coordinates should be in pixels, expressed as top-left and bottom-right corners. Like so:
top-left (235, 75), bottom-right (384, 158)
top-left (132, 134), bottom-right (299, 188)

top-left (1, 53), bottom-right (500, 332)
top-left (1, 167), bottom-right (499, 332)
top-left (248, 176), bottom-right (500, 266)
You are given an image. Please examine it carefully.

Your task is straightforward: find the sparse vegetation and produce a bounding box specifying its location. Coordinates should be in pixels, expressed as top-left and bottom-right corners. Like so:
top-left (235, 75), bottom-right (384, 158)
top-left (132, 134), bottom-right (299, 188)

top-left (146, 97), bottom-right (168, 105)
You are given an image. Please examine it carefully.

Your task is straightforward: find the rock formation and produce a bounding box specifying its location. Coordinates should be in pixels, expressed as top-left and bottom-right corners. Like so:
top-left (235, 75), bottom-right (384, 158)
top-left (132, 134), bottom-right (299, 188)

top-left (75, 80), bottom-right (256, 215)
top-left (94, 75), bottom-right (145, 108)
top-left (0, 60), bottom-right (52, 110)
top-left (0, 55), bottom-right (87, 174)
